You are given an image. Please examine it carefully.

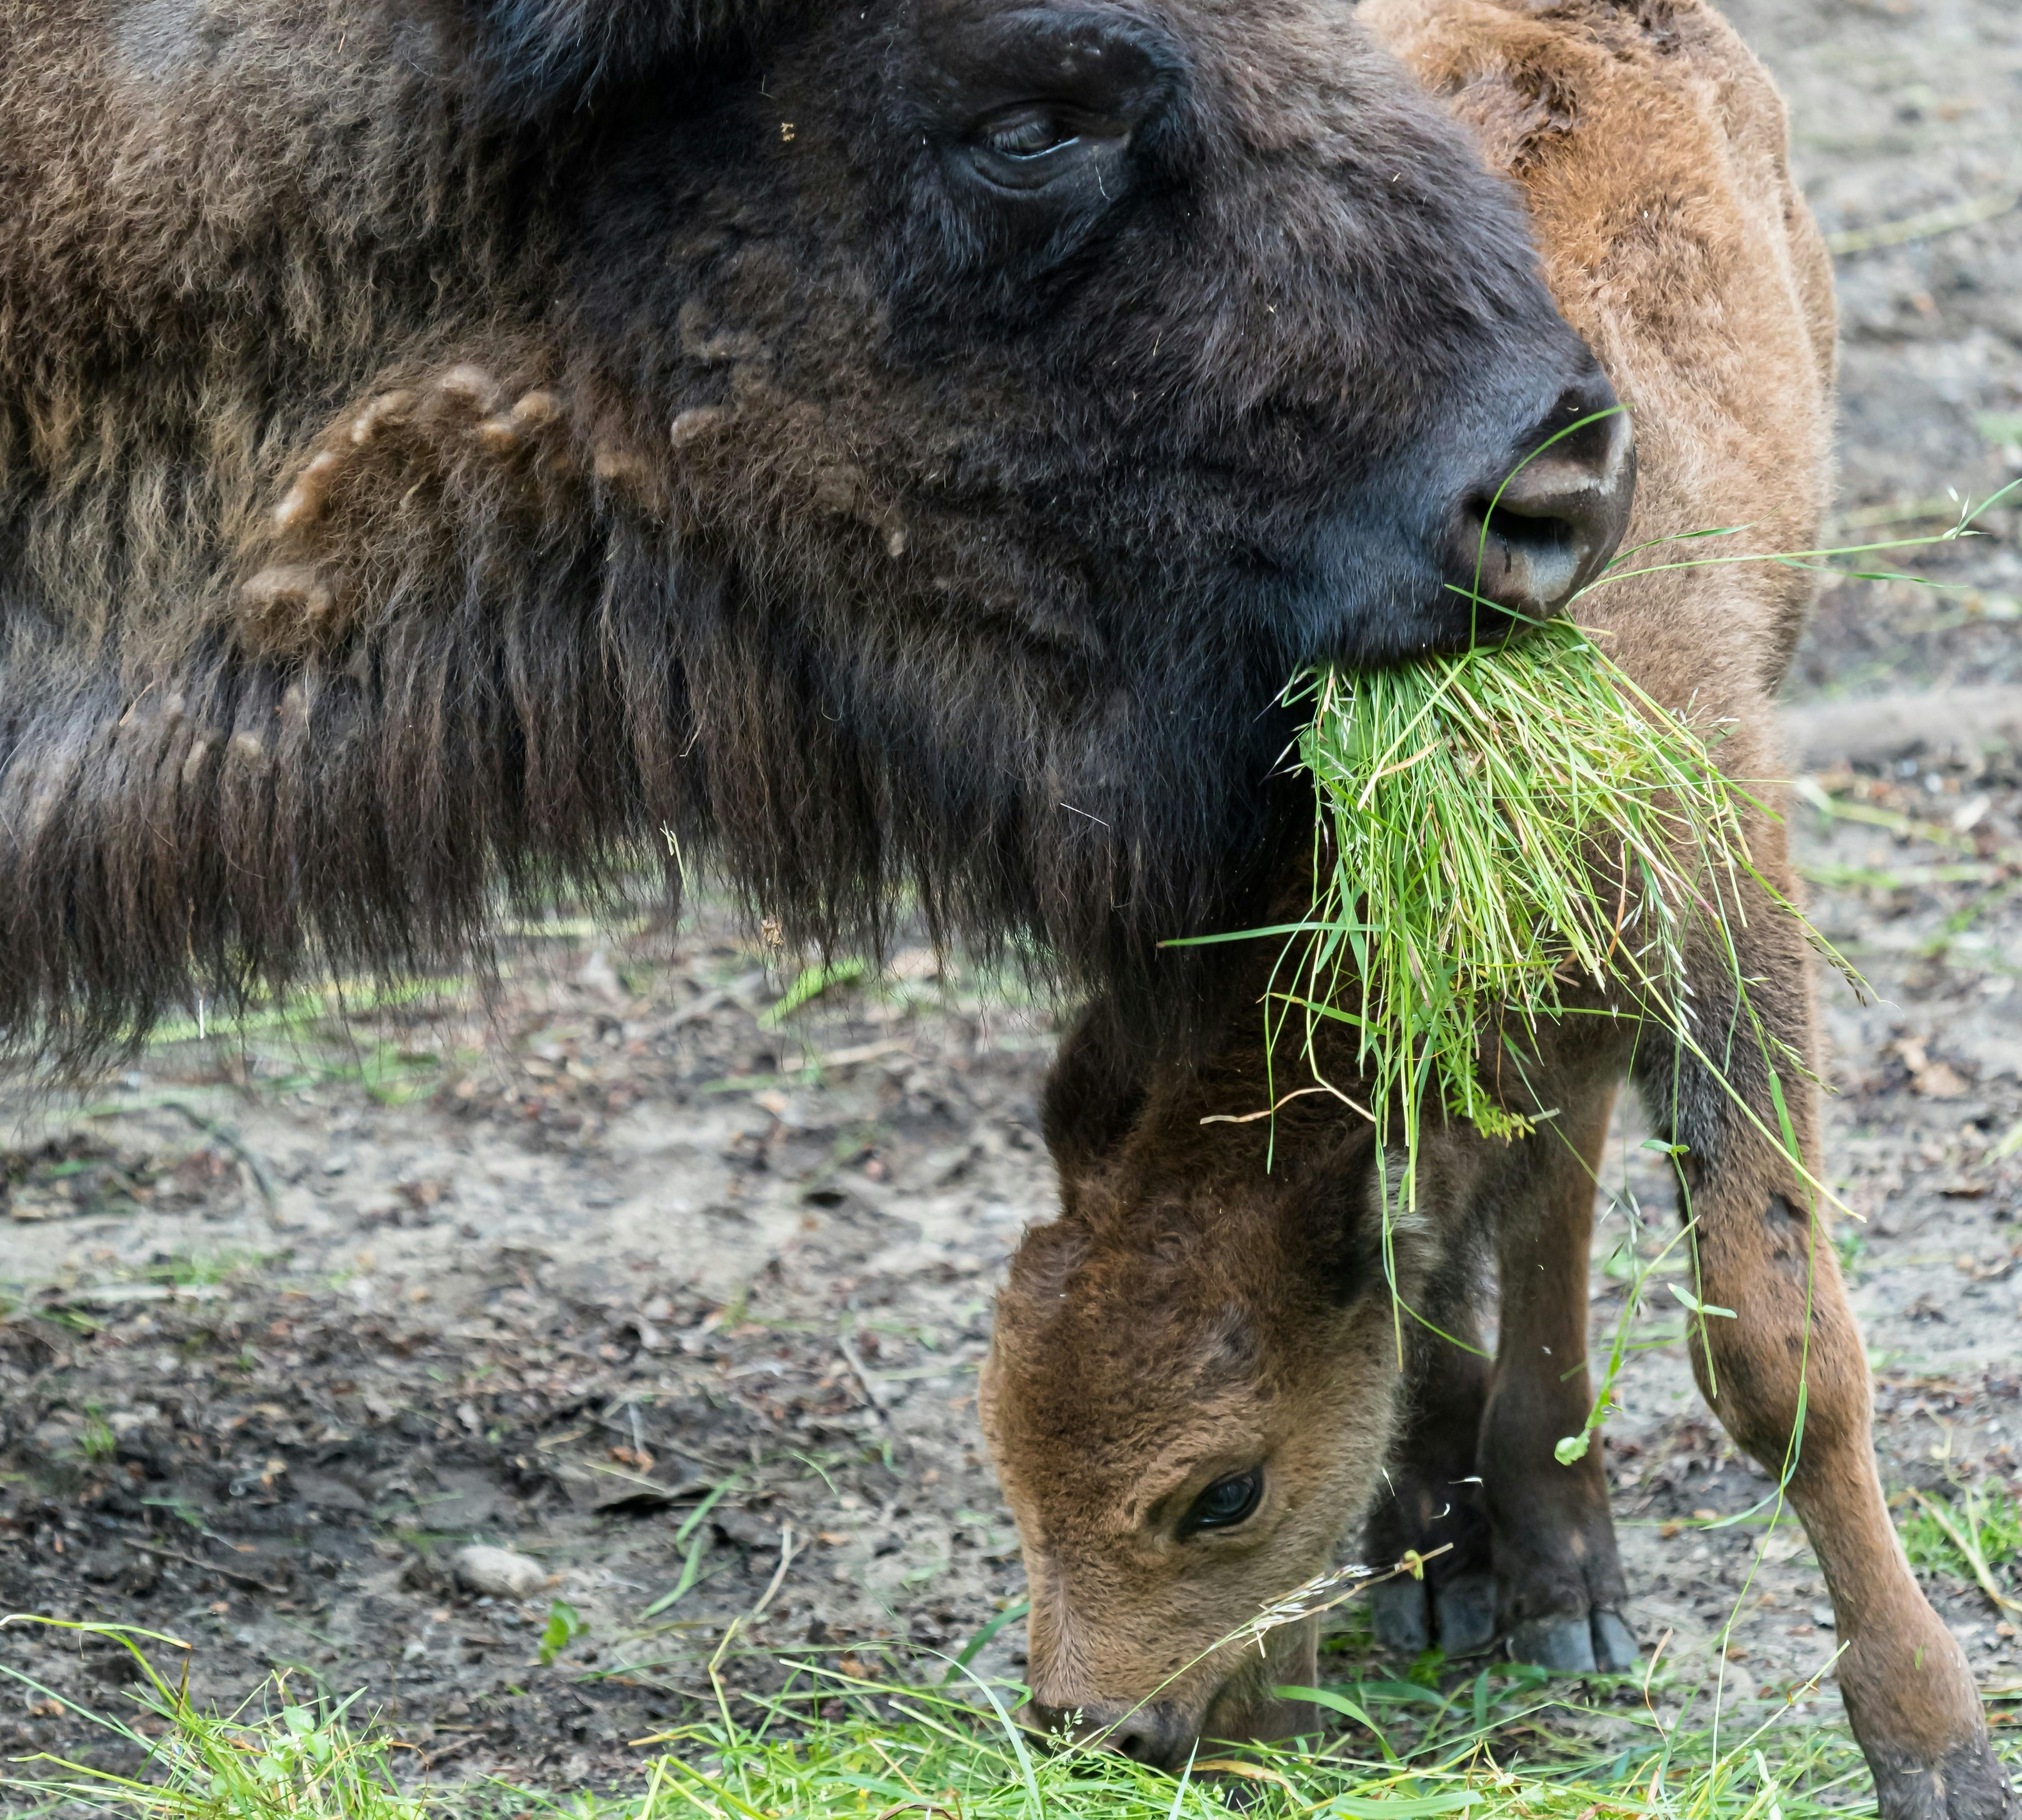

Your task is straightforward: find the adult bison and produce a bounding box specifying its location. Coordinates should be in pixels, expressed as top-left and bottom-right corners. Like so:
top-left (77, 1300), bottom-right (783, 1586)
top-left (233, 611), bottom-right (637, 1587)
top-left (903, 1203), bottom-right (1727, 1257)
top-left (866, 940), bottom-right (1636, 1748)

top-left (0, 0), bottom-right (1627, 1056)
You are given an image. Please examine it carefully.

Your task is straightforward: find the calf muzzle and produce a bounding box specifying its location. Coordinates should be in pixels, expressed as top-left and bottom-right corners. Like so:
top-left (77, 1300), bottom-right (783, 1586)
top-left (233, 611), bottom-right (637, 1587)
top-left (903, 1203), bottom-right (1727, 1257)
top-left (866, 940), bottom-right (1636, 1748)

top-left (1018, 1695), bottom-right (1196, 1770)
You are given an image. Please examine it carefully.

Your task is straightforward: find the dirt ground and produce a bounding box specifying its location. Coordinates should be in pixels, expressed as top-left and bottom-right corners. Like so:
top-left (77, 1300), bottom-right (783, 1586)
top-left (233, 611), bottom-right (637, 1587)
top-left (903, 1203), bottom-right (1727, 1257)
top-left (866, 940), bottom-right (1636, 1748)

top-left (4, 0), bottom-right (2021, 1798)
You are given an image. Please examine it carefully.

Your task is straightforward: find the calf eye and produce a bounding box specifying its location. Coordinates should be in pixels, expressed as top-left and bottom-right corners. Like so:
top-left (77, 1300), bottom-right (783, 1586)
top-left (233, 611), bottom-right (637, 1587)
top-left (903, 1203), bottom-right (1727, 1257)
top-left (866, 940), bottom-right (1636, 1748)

top-left (1183, 1469), bottom-right (1263, 1536)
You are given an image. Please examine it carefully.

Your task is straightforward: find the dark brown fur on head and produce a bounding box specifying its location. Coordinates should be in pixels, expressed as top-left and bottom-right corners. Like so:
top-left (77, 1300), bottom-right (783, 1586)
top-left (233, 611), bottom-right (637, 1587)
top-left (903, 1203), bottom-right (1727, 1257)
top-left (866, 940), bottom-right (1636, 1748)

top-left (0, 0), bottom-right (1612, 1059)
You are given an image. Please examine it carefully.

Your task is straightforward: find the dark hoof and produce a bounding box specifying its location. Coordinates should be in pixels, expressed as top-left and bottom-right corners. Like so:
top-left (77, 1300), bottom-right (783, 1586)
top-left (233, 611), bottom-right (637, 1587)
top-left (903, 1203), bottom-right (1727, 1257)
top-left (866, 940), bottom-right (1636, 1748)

top-left (1592, 1609), bottom-right (1639, 1672)
top-left (1871, 1736), bottom-right (2016, 1820)
top-left (1507, 1613), bottom-right (1596, 1673)
top-left (1436, 1572), bottom-right (1498, 1656)
top-left (1507, 1609), bottom-right (1636, 1675)
top-left (1369, 1578), bottom-right (1430, 1654)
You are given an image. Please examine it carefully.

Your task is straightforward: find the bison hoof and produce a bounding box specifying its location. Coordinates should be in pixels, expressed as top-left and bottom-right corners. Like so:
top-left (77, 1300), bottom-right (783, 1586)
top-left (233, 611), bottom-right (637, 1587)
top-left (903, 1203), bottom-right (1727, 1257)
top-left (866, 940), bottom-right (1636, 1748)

top-left (1368, 1571), bottom-right (1497, 1657)
top-left (1871, 1738), bottom-right (2016, 1820)
top-left (1437, 1573), bottom-right (1498, 1656)
top-left (1369, 1579), bottom-right (1428, 1654)
top-left (1507, 1608), bottom-right (1637, 1675)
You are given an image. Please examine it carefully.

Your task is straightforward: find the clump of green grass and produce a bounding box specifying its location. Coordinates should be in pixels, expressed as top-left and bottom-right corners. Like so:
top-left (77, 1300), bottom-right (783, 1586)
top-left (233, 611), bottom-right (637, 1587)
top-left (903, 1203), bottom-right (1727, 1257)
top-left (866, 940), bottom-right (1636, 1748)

top-left (0, 1621), bottom-right (425, 1820)
top-left (1252, 615), bottom-right (1844, 1215)
top-left (5, 1616), bottom-right (1969, 1820)
top-left (1900, 1482), bottom-right (2022, 1613)
top-left (1240, 474), bottom-right (2022, 1218)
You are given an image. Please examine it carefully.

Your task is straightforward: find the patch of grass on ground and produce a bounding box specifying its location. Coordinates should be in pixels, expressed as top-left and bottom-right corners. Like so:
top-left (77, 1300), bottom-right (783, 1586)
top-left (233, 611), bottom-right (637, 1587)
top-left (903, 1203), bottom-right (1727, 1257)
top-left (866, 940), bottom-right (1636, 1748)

top-left (11, 1619), bottom-right (2015, 1820)
top-left (1900, 1482), bottom-right (2022, 1602)
top-left (2, 1624), bottom-right (425, 1820)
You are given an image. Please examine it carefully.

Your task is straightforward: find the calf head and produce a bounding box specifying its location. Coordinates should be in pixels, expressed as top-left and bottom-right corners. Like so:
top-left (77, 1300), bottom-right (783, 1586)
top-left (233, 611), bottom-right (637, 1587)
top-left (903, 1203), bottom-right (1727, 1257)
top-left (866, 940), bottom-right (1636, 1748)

top-left (982, 1014), bottom-right (1481, 1765)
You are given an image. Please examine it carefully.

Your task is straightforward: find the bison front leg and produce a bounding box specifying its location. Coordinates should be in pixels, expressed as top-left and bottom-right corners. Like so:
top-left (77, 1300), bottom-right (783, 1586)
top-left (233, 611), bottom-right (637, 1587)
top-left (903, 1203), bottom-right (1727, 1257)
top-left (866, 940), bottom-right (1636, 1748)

top-left (1477, 1074), bottom-right (1637, 1674)
top-left (1636, 902), bottom-right (2011, 1820)
top-left (1364, 1291), bottom-right (1497, 1658)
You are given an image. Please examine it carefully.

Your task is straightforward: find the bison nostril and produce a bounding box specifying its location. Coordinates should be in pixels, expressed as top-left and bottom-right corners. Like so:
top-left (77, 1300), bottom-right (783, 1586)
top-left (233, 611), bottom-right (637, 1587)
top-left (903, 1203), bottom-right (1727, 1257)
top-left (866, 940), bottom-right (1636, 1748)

top-left (1464, 496), bottom-right (1586, 616)
top-left (1449, 378), bottom-right (1636, 627)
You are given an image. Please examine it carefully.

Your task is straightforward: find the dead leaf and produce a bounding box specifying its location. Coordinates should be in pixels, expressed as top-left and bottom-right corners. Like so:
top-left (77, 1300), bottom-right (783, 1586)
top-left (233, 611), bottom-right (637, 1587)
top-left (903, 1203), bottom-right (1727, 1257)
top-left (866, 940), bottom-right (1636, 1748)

top-left (1915, 1061), bottom-right (1970, 1098)
top-left (1893, 1037), bottom-right (1970, 1098)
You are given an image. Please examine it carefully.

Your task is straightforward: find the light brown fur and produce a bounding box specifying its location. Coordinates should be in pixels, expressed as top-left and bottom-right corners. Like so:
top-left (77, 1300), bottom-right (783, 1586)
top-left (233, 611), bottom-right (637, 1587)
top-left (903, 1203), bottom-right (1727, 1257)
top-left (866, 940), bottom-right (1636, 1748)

top-left (983, 6), bottom-right (2012, 1816)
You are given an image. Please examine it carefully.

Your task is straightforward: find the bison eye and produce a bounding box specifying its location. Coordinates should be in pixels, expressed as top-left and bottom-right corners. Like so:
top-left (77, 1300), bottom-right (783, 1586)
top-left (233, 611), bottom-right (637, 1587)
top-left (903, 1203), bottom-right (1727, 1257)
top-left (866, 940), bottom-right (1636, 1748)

top-left (967, 102), bottom-right (1116, 194)
top-left (979, 105), bottom-right (1077, 160)
top-left (1182, 1469), bottom-right (1263, 1536)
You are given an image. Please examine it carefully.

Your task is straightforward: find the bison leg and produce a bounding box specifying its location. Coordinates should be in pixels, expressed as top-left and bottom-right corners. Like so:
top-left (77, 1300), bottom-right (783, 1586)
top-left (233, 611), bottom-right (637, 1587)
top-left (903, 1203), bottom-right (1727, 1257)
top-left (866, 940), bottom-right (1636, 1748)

top-left (1364, 1291), bottom-right (1497, 1658)
top-left (1636, 907), bottom-right (2012, 1820)
top-left (1479, 1076), bottom-right (1637, 1674)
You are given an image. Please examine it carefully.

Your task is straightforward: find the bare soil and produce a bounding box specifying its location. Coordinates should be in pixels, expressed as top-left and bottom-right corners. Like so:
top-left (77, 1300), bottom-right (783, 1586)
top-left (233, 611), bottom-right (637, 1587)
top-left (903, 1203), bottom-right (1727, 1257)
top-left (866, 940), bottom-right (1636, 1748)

top-left (4, 0), bottom-right (2020, 1796)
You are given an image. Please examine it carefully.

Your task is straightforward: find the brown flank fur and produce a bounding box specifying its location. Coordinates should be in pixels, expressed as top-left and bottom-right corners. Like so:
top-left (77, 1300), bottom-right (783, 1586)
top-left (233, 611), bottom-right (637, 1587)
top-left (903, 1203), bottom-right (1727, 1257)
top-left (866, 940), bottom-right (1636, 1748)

top-left (984, 6), bottom-right (2014, 1817)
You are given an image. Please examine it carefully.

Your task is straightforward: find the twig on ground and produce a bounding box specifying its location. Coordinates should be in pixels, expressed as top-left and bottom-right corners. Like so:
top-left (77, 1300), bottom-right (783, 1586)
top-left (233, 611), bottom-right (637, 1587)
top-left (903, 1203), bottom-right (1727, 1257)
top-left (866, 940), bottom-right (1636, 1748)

top-left (83, 1096), bottom-right (281, 1216)
top-left (123, 1538), bottom-right (286, 1596)
top-left (838, 1332), bottom-right (895, 1427)
top-left (1826, 188), bottom-right (2019, 256)
top-left (748, 1523), bottom-right (798, 1622)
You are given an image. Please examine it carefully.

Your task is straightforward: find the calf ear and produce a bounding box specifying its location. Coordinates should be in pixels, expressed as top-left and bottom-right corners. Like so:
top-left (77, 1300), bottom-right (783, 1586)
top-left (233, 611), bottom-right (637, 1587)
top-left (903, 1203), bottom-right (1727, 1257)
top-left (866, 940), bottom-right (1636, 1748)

top-left (470, 0), bottom-right (776, 108)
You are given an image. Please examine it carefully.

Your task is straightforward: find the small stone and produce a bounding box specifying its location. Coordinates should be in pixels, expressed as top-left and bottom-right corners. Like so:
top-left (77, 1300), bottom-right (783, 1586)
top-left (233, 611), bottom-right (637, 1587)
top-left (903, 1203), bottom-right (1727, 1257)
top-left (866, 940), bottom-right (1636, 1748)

top-left (453, 1545), bottom-right (553, 1601)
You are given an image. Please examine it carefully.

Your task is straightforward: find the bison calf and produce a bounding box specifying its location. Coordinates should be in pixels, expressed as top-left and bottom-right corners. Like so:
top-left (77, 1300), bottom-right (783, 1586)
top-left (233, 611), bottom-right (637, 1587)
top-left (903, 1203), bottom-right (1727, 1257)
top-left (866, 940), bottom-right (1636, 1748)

top-left (982, 5), bottom-right (2013, 1819)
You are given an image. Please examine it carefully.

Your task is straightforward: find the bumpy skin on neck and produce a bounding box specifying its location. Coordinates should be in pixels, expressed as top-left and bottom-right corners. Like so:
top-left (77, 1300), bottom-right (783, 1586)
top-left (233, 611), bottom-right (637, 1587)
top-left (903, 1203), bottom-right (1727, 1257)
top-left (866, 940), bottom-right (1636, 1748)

top-left (0, 0), bottom-right (1603, 1059)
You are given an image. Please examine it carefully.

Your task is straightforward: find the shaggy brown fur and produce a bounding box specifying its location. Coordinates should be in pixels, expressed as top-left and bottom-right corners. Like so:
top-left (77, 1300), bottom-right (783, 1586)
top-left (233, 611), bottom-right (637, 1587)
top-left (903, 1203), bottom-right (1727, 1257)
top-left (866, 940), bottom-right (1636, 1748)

top-left (0, 0), bottom-right (1628, 1058)
top-left (983, 6), bottom-right (2013, 1817)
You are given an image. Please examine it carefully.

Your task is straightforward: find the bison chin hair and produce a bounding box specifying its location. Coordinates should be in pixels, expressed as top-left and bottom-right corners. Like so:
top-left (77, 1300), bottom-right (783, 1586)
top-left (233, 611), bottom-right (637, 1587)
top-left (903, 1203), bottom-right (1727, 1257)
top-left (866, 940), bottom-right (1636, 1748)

top-left (0, 528), bottom-right (1301, 1066)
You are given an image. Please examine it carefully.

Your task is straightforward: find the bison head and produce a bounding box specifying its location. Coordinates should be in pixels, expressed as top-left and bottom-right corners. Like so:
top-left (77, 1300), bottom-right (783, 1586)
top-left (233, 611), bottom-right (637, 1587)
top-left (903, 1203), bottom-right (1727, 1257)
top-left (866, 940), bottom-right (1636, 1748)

top-left (0, 0), bottom-right (1629, 1049)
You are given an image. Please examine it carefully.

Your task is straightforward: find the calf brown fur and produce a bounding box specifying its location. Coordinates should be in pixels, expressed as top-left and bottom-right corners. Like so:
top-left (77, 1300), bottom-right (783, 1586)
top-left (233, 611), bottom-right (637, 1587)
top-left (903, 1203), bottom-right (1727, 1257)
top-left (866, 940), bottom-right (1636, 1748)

top-left (982, 6), bottom-right (2013, 1818)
